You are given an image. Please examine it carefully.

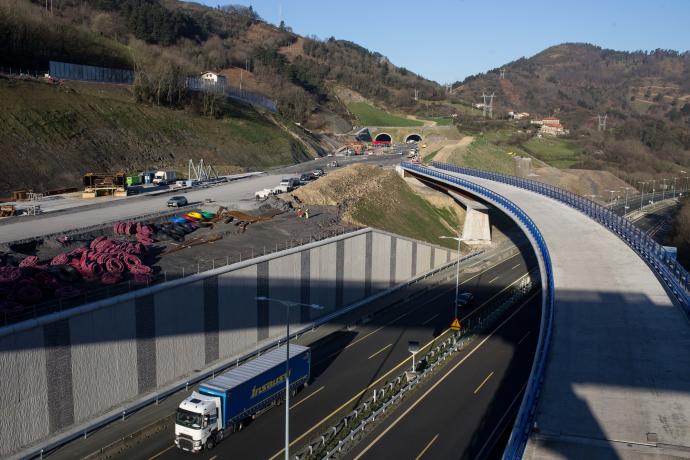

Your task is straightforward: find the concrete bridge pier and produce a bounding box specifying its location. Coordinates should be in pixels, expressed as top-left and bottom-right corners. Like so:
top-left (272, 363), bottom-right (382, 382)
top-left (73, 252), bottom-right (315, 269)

top-left (448, 190), bottom-right (491, 244)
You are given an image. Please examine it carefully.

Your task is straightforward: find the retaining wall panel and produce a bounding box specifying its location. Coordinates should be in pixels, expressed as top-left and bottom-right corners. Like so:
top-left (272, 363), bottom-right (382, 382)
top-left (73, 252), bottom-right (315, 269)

top-left (395, 238), bottom-right (414, 284)
top-left (70, 300), bottom-right (137, 423)
top-left (154, 281), bottom-right (205, 386)
top-left (371, 233), bottom-right (392, 292)
top-left (344, 234), bottom-right (367, 306)
top-left (218, 266), bottom-right (258, 360)
top-left (0, 328), bottom-right (49, 455)
top-left (416, 244), bottom-right (432, 275)
top-left (268, 253), bottom-right (302, 339)
top-left (309, 242), bottom-right (337, 319)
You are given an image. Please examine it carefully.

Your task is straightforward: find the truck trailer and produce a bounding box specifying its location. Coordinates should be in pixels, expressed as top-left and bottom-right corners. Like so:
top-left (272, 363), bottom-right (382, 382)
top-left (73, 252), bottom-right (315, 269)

top-left (174, 344), bottom-right (311, 452)
top-left (153, 170), bottom-right (177, 185)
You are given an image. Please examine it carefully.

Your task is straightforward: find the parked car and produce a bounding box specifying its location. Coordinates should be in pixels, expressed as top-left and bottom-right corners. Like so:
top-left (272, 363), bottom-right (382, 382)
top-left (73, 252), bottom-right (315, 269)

top-left (457, 292), bottom-right (474, 307)
top-left (312, 168), bottom-right (325, 177)
top-left (167, 196), bottom-right (188, 207)
top-left (300, 173), bottom-right (315, 184)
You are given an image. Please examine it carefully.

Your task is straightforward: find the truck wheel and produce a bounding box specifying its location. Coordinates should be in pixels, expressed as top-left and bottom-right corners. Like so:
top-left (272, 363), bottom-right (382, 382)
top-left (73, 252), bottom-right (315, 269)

top-left (216, 430), bottom-right (224, 443)
top-left (205, 438), bottom-right (215, 450)
top-left (237, 421), bottom-right (244, 432)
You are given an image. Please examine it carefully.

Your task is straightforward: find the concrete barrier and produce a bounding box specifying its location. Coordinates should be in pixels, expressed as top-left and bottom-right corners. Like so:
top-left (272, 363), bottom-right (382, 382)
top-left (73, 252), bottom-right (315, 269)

top-left (0, 228), bottom-right (453, 457)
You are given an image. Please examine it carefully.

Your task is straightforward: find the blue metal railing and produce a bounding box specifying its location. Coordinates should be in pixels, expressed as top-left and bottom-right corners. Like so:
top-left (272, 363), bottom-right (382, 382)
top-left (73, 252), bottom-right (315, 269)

top-left (423, 160), bottom-right (690, 458)
top-left (430, 160), bottom-right (690, 312)
top-left (400, 161), bottom-right (555, 459)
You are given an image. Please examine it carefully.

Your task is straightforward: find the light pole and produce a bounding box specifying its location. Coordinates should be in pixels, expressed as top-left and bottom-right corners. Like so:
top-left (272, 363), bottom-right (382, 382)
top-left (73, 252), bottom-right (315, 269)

top-left (439, 234), bottom-right (464, 320)
top-left (623, 187), bottom-right (631, 214)
top-left (672, 177), bottom-right (677, 198)
top-left (256, 297), bottom-right (324, 460)
top-left (662, 178), bottom-right (668, 201)
top-left (638, 181), bottom-right (647, 211)
top-left (607, 190), bottom-right (617, 205)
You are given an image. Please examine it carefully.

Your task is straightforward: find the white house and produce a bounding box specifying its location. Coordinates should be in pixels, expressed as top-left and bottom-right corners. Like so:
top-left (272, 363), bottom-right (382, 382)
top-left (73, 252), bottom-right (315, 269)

top-left (200, 71), bottom-right (227, 86)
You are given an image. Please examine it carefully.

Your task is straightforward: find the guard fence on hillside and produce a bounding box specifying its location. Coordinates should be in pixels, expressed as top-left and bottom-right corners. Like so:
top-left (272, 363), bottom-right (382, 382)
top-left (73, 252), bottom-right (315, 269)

top-left (400, 161), bottom-right (555, 460)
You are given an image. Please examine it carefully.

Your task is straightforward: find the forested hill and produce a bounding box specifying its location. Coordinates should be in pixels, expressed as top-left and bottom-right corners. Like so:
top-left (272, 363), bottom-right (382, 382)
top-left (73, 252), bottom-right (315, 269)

top-left (0, 0), bottom-right (443, 122)
top-left (452, 43), bottom-right (690, 129)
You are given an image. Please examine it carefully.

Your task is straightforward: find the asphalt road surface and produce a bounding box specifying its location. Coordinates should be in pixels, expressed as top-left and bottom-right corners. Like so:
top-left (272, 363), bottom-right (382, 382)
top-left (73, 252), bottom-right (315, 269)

top-left (119, 249), bottom-right (539, 460)
top-left (0, 155), bottom-right (402, 244)
top-left (343, 290), bottom-right (540, 460)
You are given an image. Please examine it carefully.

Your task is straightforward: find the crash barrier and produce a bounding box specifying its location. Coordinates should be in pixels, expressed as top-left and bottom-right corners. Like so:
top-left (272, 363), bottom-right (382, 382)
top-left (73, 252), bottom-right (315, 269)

top-left (49, 61), bottom-right (134, 84)
top-left (185, 77), bottom-right (277, 112)
top-left (430, 161), bottom-right (690, 314)
top-left (296, 273), bottom-right (537, 460)
top-left (400, 161), bottom-right (554, 460)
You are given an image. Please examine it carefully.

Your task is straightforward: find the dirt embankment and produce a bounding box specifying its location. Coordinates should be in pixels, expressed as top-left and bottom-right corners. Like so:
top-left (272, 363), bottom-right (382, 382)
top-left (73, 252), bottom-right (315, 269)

top-left (290, 164), bottom-right (461, 247)
top-left (431, 136), bottom-right (475, 163)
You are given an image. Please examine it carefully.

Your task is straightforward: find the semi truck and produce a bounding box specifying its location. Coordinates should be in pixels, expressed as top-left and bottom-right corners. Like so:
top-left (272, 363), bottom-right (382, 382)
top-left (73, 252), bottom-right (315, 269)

top-left (174, 344), bottom-right (311, 453)
top-left (153, 170), bottom-right (177, 185)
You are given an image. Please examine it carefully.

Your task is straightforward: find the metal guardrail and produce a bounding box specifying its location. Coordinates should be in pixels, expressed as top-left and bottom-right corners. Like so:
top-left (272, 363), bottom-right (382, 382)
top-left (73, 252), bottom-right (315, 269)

top-left (400, 161), bottom-right (555, 460)
top-left (430, 161), bottom-right (690, 312)
top-left (424, 160), bottom-right (690, 459)
top-left (21, 245), bottom-right (483, 460)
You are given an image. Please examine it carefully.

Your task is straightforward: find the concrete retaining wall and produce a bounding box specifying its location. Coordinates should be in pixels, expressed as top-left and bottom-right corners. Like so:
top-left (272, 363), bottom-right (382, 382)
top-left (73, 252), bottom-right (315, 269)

top-left (0, 228), bottom-right (453, 456)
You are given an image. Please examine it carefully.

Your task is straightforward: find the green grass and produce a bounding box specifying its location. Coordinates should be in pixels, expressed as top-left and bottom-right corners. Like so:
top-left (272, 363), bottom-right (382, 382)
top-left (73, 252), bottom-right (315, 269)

top-left (0, 78), bottom-right (309, 194)
top-left (447, 131), bottom-right (524, 175)
top-left (347, 102), bottom-right (423, 127)
top-left (351, 173), bottom-right (458, 249)
top-left (423, 148), bottom-right (442, 163)
top-left (521, 137), bottom-right (582, 169)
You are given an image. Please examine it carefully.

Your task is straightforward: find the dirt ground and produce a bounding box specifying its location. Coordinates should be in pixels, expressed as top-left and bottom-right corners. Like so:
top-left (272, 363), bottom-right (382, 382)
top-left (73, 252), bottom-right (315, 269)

top-left (430, 136), bottom-right (475, 163)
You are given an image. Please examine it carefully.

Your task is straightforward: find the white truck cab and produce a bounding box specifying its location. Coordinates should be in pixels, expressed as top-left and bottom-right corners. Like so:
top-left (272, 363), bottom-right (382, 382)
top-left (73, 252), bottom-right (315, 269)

top-left (174, 392), bottom-right (223, 452)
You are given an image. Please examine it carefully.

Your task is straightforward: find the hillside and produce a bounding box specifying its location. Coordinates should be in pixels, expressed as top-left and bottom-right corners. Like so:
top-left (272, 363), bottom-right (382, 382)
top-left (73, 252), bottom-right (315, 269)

top-left (0, 0), bottom-right (442, 125)
top-left (453, 43), bottom-right (690, 126)
top-left (450, 43), bottom-right (690, 181)
top-left (0, 77), bottom-right (319, 195)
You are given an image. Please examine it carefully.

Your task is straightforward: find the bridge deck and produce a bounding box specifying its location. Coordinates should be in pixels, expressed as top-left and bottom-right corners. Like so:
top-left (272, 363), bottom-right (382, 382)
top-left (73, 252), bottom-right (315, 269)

top-left (432, 167), bottom-right (690, 459)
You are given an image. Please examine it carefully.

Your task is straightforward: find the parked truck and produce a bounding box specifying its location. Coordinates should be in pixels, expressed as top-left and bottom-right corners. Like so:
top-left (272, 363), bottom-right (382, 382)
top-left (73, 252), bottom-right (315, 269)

top-left (153, 170), bottom-right (177, 185)
top-left (174, 344), bottom-right (311, 453)
top-left (272, 177), bottom-right (300, 194)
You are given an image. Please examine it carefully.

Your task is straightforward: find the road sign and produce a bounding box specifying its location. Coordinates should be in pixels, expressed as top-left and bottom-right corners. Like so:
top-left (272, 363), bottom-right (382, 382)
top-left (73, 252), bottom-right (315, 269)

top-left (450, 318), bottom-right (461, 331)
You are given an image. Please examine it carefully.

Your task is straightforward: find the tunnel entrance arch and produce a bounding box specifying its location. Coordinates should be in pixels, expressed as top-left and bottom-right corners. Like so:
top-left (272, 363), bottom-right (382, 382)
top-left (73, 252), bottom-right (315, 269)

top-left (373, 133), bottom-right (392, 144)
top-left (405, 133), bottom-right (422, 143)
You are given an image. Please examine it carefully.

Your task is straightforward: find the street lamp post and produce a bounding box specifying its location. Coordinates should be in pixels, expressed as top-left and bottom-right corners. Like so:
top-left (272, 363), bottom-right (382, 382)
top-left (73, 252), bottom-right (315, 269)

top-left (638, 181), bottom-right (647, 211)
top-left (623, 187), bottom-right (631, 214)
top-left (439, 234), bottom-right (464, 319)
top-left (256, 297), bottom-right (324, 460)
top-left (662, 179), bottom-right (668, 201)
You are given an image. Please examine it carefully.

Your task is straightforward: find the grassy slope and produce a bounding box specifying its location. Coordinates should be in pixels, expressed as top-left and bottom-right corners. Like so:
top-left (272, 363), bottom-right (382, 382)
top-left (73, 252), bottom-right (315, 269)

top-left (447, 131), bottom-right (524, 175)
top-left (347, 102), bottom-right (424, 127)
top-left (0, 78), bottom-right (311, 194)
top-left (521, 137), bottom-right (582, 168)
top-left (349, 172), bottom-right (457, 249)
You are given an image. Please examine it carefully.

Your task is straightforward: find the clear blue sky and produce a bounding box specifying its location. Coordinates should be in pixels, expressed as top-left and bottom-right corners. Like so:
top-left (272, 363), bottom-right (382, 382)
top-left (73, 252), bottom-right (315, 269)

top-left (195, 0), bottom-right (690, 83)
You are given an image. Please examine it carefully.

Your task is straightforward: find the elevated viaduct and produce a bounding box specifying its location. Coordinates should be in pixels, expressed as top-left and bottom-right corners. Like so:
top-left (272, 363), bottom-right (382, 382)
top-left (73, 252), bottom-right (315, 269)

top-left (401, 162), bottom-right (690, 459)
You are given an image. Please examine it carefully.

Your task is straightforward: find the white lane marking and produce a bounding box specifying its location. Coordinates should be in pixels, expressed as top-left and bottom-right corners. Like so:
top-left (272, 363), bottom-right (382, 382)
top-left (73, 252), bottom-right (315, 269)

top-left (473, 371), bottom-right (495, 395)
top-left (488, 275), bottom-right (500, 284)
top-left (148, 444), bottom-right (174, 460)
top-left (368, 343), bottom-right (393, 360)
top-left (511, 263), bottom-right (521, 270)
top-left (290, 386), bottom-right (325, 410)
top-left (422, 313), bottom-right (439, 325)
top-left (475, 381), bottom-right (529, 459)
top-left (518, 331), bottom-right (531, 345)
top-left (351, 291), bottom-right (538, 460)
top-left (415, 433), bottom-right (439, 460)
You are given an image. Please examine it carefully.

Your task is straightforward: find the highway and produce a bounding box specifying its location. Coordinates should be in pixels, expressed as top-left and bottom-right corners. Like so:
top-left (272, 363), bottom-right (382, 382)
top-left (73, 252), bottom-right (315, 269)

top-left (85, 247), bottom-right (539, 460)
top-left (0, 154), bottom-right (402, 244)
top-left (344, 290), bottom-right (540, 460)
